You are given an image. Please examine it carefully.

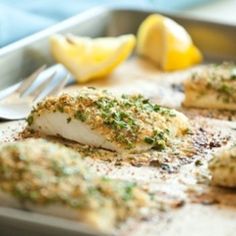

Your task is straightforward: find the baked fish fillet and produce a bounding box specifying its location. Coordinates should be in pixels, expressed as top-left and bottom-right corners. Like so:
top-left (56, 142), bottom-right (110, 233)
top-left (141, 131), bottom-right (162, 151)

top-left (209, 145), bottom-right (236, 188)
top-left (183, 63), bottom-right (236, 110)
top-left (27, 88), bottom-right (190, 153)
top-left (0, 139), bottom-right (149, 231)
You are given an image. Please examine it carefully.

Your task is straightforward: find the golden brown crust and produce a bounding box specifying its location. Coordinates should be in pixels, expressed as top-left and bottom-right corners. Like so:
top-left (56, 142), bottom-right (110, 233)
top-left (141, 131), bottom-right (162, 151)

top-left (0, 138), bottom-right (150, 229)
top-left (209, 145), bottom-right (236, 188)
top-left (27, 88), bottom-right (190, 152)
top-left (183, 63), bottom-right (236, 110)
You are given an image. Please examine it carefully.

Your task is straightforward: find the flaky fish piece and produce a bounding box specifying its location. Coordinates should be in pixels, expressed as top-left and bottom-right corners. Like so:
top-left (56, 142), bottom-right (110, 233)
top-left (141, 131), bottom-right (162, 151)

top-left (0, 139), bottom-right (149, 231)
top-left (209, 145), bottom-right (236, 188)
top-left (27, 88), bottom-right (190, 153)
top-left (183, 63), bottom-right (236, 110)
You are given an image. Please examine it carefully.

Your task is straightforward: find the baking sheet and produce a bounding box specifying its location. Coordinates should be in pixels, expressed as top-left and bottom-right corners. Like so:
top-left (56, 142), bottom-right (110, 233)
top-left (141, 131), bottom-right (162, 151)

top-left (1, 7), bottom-right (236, 89)
top-left (0, 7), bottom-right (236, 236)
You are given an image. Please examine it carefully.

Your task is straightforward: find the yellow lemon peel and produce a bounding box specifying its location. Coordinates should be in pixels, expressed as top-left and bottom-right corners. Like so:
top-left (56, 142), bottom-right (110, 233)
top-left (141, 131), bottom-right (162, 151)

top-left (50, 34), bottom-right (136, 83)
top-left (137, 14), bottom-right (202, 71)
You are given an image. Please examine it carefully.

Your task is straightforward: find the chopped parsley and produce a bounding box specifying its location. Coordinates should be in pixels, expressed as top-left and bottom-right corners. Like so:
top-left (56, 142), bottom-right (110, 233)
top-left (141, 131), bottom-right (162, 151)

top-left (0, 139), bottom-right (149, 219)
top-left (75, 111), bottom-right (87, 122)
top-left (28, 88), bottom-right (188, 151)
top-left (26, 115), bottom-right (34, 125)
top-left (144, 130), bottom-right (169, 151)
top-left (193, 63), bottom-right (236, 103)
top-left (230, 68), bottom-right (236, 80)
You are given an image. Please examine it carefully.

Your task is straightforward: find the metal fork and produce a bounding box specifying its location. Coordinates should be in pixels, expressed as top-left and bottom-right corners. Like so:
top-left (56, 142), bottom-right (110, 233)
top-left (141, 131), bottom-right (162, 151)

top-left (0, 65), bottom-right (69, 120)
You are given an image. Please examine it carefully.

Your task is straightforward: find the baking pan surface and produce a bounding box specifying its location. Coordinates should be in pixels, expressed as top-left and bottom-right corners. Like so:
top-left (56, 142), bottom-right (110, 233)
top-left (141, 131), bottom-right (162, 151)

top-left (0, 7), bottom-right (236, 236)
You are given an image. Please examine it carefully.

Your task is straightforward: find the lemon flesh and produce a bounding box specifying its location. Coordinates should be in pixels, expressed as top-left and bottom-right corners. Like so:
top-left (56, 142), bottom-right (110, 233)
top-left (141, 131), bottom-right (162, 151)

top-left (137, 14), bottom-right (202, 71)
top-left (50, 34), bottom-right (136, 83)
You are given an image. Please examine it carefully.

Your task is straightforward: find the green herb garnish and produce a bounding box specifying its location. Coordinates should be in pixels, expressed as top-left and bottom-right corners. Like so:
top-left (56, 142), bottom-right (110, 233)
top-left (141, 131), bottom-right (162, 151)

top-left (75, 111), bottom-right (87, 122)
top-left (26, 115), bottom-right (34, 125)
top-left (144, 130), bottom-right (168, 151)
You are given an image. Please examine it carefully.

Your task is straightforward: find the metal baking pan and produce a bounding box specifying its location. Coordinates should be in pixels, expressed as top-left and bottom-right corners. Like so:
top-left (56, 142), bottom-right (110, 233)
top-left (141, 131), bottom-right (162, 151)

top-left (1, 6), bottom-right (236, 90)
top-left (0, 207), bottom-right (107, 236)
top-left (0, 6), bottom-right (236, 236)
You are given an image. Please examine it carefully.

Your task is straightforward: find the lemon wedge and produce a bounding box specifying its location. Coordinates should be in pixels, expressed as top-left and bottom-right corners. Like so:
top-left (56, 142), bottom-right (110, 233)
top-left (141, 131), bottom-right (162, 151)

top-left (50, 34), bottom-right (136, 83)
top-left (137, 14), bottom-right (202, 71)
